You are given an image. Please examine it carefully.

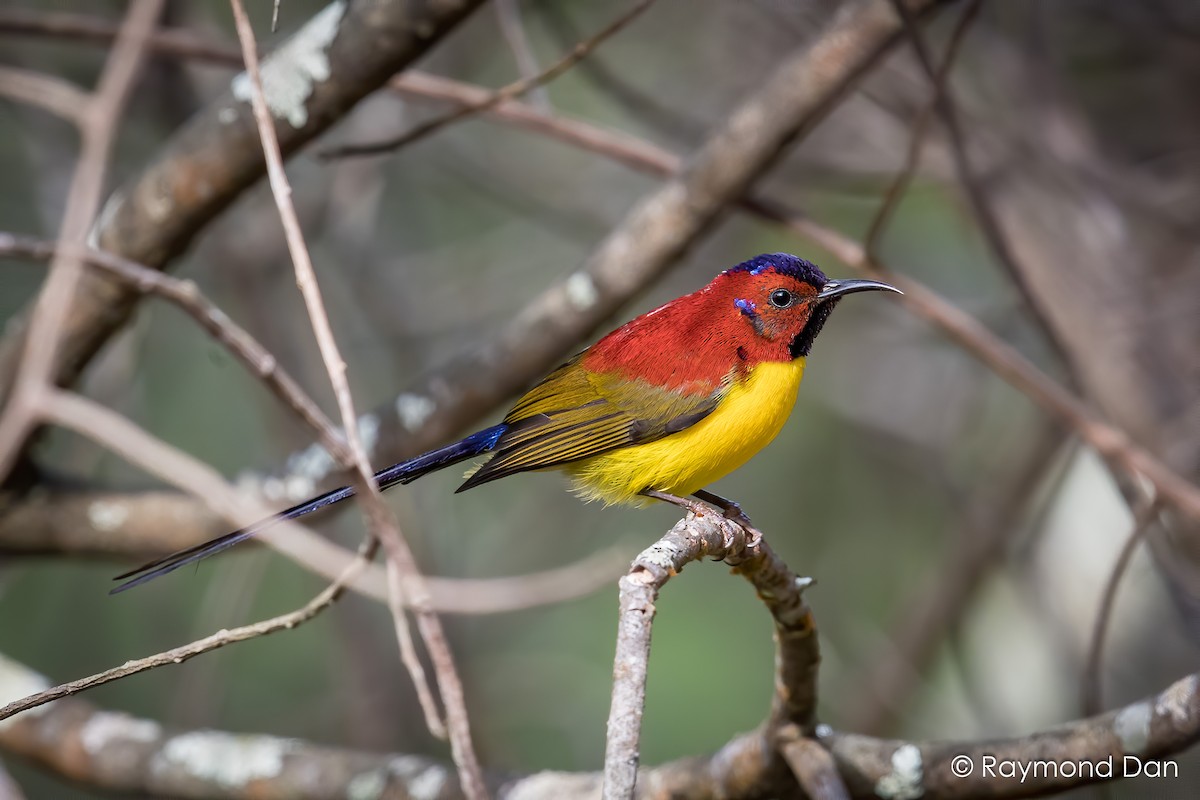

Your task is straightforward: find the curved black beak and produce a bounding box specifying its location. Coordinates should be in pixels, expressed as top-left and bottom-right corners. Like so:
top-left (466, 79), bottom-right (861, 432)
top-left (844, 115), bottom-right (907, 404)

top-left (816, 278), bottom-right (902, 302)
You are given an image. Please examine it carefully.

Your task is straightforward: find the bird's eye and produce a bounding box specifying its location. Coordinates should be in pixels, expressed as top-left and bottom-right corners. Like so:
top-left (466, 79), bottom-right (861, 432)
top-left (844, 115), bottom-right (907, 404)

top-left (769, 289), bottom-right (794, 308)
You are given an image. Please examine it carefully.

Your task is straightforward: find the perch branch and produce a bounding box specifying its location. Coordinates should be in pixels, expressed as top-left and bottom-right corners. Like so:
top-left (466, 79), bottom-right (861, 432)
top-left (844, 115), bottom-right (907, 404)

top-left (603, 514), bottom-right (818, 798)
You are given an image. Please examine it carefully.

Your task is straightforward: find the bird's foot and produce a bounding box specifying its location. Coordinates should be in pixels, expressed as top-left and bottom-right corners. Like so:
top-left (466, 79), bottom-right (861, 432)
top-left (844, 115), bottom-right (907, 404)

top-left (641, 488), bottom-right (764, 550)
top-left (692, 490), bottom-right (762, 548)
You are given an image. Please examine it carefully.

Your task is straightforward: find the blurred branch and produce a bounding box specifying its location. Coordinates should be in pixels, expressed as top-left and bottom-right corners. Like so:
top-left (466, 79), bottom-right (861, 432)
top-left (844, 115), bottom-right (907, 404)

top-left (229, 3), bottom-right (485, 790)
top-left (391, 71), bottom-right (671, 171)
top-left (534, 0), bottom-right (701, 143)
top-left (887, 0), bottom-right (1074, 368)
top-left (319, 0), bottom-right (656, 159)
top-left (1082, 499), bottom-right (1161, 716)
top-left (0, 8), bottom-right (241, 64)
top-left (0, 0), bottom-right (485, 403)
top-left (0, 65), bottom-right (88, 123)
top-left (0, 0), bottom-right (161, 480)
top-left (864, 0), bottom-right (980, 256)
top-left (495, 0), bottom-right (551, 112)
top-left (604, 514), bottom-right (818, 796)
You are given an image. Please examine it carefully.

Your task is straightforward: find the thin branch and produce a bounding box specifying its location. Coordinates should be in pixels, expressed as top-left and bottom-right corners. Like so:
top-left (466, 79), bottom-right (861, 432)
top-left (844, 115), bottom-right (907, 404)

top-left (495, 0), bottom-right (551, 112)
top-left (386, 557), bottom-right (447, 739)
top-left (864, 0), bottom-right (982, 256)
top-left (887, 0), bottom-right (1074, 366)
top-left (390, 70), bottom-right (674, 173)
top-left (1082, 499), bottom-right (1161, 716)
top-left (227, 3), bottom-right (485, 795)
top-left (319, 0), bottom-right (657, 159)
top-left (0, 9), bottom-right (242, 65)
top-left (0, 65), bottom-right (88, 123)
top-left (0, 0), bottom-right (161, 480)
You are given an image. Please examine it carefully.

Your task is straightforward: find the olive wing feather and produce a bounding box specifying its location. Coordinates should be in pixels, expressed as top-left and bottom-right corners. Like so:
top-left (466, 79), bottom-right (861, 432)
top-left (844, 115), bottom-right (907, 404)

top-left (457, 358), bottom-right (725, 491)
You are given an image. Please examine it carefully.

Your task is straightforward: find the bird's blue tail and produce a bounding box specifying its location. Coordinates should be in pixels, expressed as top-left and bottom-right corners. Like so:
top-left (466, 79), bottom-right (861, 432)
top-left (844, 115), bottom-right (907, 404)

top-left (111, 425), bottom-right (508, 594)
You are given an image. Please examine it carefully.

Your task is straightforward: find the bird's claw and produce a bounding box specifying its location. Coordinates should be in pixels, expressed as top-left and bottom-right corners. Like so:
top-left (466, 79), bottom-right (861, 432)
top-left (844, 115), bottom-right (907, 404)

top-left (740, 523), bottom-right (763, 549)
top-left (717, 504), bottom-right (762, 548)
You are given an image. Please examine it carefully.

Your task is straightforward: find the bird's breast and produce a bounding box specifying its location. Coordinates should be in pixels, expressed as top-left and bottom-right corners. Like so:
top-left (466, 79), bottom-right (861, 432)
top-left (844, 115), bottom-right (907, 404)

top-left (566, 359), bottom-right (806, 504)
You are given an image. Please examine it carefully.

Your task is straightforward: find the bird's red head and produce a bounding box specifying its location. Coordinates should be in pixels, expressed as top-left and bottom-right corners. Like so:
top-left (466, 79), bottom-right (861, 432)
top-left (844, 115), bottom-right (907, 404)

top-left (585, 253), bottom-right (899, 392)
top-left (718, 253), bottom-right (833, 361)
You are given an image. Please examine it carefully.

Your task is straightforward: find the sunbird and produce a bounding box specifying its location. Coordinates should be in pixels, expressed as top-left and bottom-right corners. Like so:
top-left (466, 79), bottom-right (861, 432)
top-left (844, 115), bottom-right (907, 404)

top-left (113, 253), bottom-right (898, 592)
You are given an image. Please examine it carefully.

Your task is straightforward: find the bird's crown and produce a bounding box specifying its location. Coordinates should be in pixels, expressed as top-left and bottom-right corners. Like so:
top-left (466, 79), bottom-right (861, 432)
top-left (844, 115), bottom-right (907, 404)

top-left (725, 253), bottom-right (829, 288)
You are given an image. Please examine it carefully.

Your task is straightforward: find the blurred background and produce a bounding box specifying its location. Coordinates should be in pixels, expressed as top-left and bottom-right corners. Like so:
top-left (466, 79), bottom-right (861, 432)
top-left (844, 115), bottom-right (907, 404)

top-left (1, 0), bottom-right (1199, 797)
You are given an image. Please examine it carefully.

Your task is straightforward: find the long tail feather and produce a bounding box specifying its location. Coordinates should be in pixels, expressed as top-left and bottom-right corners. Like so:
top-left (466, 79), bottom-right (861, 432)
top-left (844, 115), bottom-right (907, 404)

top-left (110, 425), bottom-right (507, 594)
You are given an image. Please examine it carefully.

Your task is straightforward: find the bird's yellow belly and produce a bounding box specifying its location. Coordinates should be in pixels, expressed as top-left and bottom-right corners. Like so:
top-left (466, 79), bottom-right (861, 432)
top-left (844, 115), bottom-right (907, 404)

top-left (565, 359), bottom-right (805, 505)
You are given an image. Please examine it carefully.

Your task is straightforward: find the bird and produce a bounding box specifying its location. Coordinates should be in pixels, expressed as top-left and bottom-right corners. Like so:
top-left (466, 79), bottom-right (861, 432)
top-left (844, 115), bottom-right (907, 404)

top-left (112, 253), bottom-right (899, 593)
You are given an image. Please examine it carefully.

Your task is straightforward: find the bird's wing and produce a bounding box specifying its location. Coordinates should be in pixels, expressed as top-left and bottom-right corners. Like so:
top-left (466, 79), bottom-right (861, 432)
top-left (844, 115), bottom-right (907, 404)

top-left (457, 358), bottom-right (726, 490)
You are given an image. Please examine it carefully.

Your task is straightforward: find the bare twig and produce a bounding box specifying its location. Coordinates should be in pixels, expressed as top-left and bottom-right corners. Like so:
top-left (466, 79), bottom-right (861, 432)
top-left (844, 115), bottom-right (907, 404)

top-left (864, 0), bottom-right (982, 255)
top-left (1082, 499), bottom-right (1161, 716)
top-left (0, 65), bottom-right (88, 123)
top-left (386, 558), bottom-right (447, 739)
top-left (319, 0), bottom-right (656, 159)
top-left (228, 3), bottom-right (485, 795)
top-left (0, 0), bottom-right (161, 480)
top-left (390, 70), bottom-right (682, 174)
